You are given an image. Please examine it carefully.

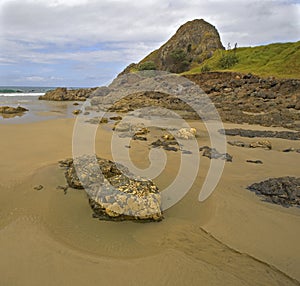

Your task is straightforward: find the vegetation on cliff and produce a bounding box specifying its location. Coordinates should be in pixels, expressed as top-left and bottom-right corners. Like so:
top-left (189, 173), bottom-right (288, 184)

top-left (184, 41), bottom-right (300, 79)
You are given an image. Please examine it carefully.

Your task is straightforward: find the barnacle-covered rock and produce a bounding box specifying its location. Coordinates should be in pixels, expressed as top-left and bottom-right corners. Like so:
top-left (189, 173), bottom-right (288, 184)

top-left (59, 155), bottom-right (163, 222)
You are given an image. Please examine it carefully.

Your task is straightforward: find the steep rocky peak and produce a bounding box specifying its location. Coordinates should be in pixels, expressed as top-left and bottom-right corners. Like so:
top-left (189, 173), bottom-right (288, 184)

top-left (120, 19), bottom-right (224, 75)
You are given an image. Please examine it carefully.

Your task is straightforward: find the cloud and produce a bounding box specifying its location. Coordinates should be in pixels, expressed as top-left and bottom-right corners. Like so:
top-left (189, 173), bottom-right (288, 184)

top-left (0, 0), bottom-right (299, 86)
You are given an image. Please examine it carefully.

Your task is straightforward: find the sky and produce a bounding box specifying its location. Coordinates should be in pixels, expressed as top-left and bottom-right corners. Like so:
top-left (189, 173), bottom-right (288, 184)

top-left (0, 0), bottom-right (299, 87)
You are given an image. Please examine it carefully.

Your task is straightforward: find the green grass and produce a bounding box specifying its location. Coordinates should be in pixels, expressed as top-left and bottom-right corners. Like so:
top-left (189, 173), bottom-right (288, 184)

top-left (183, 41), bottom-right (300, 79)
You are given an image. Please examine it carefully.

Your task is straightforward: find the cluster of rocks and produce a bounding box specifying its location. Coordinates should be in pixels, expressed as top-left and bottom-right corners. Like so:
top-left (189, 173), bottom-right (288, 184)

top-left (87, 71), bottom-right (300, 130)
top-left (185, 72), bottom-right (300, 130)
top-left (39, 87), bottom-right (98, 101)
top-left (220, 128), bottom-right (300, 140)
top-left (0, 106), bottom-right (28, 114)
top-left (88, 72), bottom-right (220, 121)
top-left (228, 140), bottom-right (272, 150)
top-left (199, 146), bottom-right (232, 162)
top-left (150, 128), bottom-right (197, 152)
top-left (59, 156), bottom-right (163, 222)
top-left (247, 177), bottom-right (300, 208)
top-left (91, 90), bottom-right (198, 118)
top-left (151, 137), bottom-right (179, 152)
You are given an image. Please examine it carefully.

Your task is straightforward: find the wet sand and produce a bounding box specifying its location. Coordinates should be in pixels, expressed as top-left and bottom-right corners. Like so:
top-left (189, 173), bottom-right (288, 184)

top-left (0, 118), bottom-right (299, 286)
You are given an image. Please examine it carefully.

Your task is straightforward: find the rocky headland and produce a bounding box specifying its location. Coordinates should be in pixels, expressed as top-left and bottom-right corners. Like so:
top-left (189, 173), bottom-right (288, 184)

top-left (119, 19), bottom-right (224, 74)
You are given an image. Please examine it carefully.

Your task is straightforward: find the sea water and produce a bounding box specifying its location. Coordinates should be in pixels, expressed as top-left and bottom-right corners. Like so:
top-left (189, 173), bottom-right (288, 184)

top-left (0, 86), bottom-right (84, 124)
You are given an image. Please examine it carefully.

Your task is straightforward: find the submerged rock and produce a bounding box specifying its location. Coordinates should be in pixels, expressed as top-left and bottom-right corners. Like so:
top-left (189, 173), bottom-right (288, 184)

top-left (247, 177), bottom-right (300, 208)
top-left (60, 156), bottom-right (163, 222)
top-left (0, 106), bottom-right (28, 114)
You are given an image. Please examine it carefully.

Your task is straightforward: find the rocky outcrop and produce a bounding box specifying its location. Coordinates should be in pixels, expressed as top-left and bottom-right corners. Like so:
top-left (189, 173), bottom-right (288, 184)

top-left (39, 87), bottom-right (98, 101)
top-left (59, 156), bottom-right (163, 222)
top-left (247, 177), bottom-right (300, 208)
top-left (120, 19), bottom-right (224, 74)
top-left (90, 70), bottom-right (300, 130)
top-left (185, 72), bottom-right (300, 130)
top-left (220, 129), bottom-right (300, 140)
top-left (0, 106), bottom-right (28, 114)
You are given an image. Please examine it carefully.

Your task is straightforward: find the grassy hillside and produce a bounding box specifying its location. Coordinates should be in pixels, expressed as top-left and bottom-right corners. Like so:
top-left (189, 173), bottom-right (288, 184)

top-left (183, 41), bottom-right (300, 79)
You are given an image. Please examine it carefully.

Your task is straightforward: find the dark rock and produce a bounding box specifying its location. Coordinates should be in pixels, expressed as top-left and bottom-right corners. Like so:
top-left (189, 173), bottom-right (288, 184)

top-left (163, 146), bottom-right (178, 152)
top-left (72, 109), bottom-right (82, 115)
top-left (247, 177), bottom-right (300, 208)
top-left (109, 116), bottom-right (123, 121)
top-left (182, 150), bottom-right (192, 154)
top-left (200, 146), bottom-right (232, 162)
top-left (228, 141), bottom-right (250, 148)
top-left (34, 185), bottom-right (44, 191)
top-left (220, 129), bottom-right (300, 140)
top-left (56, 185), bottom-right (68, 195)
top-left (246, 160), bottom-right (263, 164)
top-left (282, 148), bottom-right (295, 152)
top-left (151, 137), bottom-right (179, 152)
top-left (133, 135), bottom-right (147, 141)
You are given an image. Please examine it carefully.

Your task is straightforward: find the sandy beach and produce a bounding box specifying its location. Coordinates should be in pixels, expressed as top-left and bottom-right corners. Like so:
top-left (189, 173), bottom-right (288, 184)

top-left (0, 115), bottom-right (299, 286)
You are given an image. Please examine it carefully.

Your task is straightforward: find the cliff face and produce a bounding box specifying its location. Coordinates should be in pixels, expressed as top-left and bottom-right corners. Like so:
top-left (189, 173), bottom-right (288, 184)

top-left (121, 19), bottom-right (224, 74)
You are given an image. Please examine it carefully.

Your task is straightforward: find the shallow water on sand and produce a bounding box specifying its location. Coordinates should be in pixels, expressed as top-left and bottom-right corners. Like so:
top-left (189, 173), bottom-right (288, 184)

top-left (0, 96), bottom-right (84, 124)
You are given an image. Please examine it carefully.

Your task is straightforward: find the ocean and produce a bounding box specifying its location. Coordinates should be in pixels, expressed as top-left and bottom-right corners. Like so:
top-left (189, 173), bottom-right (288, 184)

top-left (0, 86), bottom-right (84, 124)
top-left (0, 86), bottom-right (53, 97)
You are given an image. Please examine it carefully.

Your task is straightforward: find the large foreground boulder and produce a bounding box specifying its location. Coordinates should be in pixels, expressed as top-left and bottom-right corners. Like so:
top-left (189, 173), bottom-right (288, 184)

top-left (59, 156), bottom-right (163, 222)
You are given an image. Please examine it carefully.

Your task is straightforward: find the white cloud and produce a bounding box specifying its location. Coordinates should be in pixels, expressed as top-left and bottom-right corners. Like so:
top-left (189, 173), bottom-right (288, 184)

top-left (0, 0), bottom-right (299, 85)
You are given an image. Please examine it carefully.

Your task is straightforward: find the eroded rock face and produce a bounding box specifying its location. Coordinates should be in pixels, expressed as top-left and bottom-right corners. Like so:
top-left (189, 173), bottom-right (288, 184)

top-left (0, 106), bottom-right (28, 114)
top-left (39, 87), bottom-right (98, 101)
top-left (59, 156), bottom-right (163, 222)
top-left (247, 177), bottom-right (300, 208)
top-left (186, 73), bottom-right (300, 131)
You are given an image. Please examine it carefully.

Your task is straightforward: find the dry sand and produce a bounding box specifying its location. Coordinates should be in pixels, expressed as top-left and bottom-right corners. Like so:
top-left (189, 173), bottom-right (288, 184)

top-left (0, 118), bottom-right (299, 286)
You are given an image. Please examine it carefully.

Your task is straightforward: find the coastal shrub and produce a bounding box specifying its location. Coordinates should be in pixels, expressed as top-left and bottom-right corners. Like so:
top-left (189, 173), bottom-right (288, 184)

top-left (167, 49), bottom-right (191, 73)
top-left (201, 65), bottom-right (211, 72)
top-left (138, 61), bottom-right (156, 71)
top-left (218, 52), bottom-right (239, 69)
